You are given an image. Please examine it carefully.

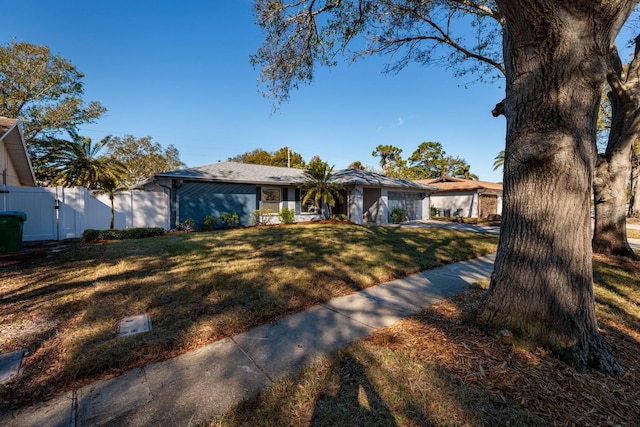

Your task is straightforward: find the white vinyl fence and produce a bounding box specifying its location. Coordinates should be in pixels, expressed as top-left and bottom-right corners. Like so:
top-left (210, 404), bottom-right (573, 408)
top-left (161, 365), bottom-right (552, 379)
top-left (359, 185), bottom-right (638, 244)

top-left (0, 185), bottom-right (169, 241)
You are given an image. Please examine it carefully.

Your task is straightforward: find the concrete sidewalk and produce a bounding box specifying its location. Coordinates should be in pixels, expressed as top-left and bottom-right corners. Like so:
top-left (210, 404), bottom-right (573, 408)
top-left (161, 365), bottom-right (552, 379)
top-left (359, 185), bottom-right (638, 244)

top-left (1, 254), bottom-right (496, 427)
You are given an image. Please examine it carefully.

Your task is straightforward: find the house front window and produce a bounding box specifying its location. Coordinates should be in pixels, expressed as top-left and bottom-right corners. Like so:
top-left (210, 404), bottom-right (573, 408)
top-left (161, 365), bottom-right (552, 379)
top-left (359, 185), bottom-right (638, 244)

top-left (261, 188), bottom-right (281, 213)
top-left (299, 189), bottom-right (318, 214)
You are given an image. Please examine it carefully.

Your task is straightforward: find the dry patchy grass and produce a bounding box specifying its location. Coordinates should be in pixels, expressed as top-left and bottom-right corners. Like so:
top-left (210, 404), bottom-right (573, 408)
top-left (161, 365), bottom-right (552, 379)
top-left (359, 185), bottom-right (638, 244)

top-left (627, 228), bottom-right (640, 239)
top-left (0, 223), bottom-right (497, 413)
top-left (211, 255), bottom-right (640, 426)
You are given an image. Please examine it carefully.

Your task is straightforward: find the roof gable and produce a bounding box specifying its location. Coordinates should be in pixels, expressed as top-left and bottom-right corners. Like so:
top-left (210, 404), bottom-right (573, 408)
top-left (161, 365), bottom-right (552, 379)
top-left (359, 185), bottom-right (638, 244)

top-left (0, 117), bottom-right (37, 187)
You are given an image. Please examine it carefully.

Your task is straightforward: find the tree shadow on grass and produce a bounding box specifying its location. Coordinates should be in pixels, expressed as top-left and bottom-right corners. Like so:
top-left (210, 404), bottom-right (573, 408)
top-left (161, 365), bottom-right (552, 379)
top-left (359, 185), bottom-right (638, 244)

top-left (311, 353), bottom-right (398, 427)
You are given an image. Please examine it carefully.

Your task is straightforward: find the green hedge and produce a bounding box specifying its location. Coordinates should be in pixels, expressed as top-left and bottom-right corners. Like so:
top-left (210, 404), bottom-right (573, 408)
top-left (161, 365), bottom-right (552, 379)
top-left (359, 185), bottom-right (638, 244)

top-left (82, 227), bottom-right (165, 242)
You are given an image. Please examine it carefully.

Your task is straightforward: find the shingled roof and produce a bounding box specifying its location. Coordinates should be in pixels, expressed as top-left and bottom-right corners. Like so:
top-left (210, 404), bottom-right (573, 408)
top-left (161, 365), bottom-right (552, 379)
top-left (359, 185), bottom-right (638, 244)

top-left (331, 168), bottom-right (438, 190)
top-left (153, 162), bottom-right (438, 190)
top-left (156, 162), bottom-right (308, 185)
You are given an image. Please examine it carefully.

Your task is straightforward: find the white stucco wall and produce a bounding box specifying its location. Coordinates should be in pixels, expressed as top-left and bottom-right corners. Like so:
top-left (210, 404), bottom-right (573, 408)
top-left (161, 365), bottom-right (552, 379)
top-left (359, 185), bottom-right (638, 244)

top-left (430, 192), bottom-right (478, 217)
top-left (0, 141), bottom-right (22, 186)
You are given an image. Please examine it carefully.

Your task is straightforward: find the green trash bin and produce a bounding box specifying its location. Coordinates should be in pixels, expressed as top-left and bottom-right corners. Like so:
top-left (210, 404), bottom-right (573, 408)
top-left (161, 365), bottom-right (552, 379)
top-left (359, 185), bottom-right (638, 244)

top-left (0, 211), bottom-right (27, 253)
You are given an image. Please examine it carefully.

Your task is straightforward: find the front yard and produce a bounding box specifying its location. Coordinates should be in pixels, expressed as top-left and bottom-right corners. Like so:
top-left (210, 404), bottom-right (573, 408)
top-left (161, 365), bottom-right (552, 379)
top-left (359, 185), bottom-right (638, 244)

top-left (0, 223), bottom-right (498, 413)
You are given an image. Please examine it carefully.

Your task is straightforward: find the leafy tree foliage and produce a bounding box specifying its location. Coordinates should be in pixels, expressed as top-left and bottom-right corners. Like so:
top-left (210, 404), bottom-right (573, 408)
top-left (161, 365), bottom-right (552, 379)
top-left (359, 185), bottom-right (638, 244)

top-left (372, 141), bottom-right (476, 179)
top-left (301, 157), bottom-right (343, 218)
top-left (229, 147), bottom-right (306, 168)
top-left (347, 160), bottom-right (366, 170)
top-left (0, 41), bottom-right (106, 143)
top-left (229, 148), bottom-right (272, 165)
top-left (371, 144), bottom-right (404, 176)
top-left (272, 146), bottom-right (306, 168)
top-left (104, 135), bottom-right (185, 186)
top-left (252, 1), bottom-right (504, 104)
top-left (407, 141), bottom-right (447, 178)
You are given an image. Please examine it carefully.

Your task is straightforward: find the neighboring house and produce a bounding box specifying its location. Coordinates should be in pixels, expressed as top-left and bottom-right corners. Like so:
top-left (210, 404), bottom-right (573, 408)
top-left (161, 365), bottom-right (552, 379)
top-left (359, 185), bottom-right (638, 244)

top-left (0, 117), bottom-right (36, 187)
top-left (137, 162), bottom-right (439, 228)
top-left (416, 176), bottom-right (503, 218)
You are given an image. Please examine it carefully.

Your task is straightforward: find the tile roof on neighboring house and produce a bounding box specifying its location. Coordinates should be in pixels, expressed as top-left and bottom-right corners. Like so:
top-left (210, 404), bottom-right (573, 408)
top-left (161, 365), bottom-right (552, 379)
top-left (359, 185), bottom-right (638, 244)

top-left (416, 176), bottom-right (502, 192)
top-left (0, 116), bottom-right (37, 187)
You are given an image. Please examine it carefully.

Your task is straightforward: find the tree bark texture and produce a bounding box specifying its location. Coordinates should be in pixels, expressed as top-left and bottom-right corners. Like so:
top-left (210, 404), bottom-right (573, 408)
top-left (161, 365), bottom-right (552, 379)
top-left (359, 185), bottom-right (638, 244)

top-left (630, 149), bottom-right (640, 218)
top-left (593, 38), bottom-right (640, 258)
top-left (593, 150), bottom-right (636, 257)
top-left (477, 0), bottom-right (637, 374)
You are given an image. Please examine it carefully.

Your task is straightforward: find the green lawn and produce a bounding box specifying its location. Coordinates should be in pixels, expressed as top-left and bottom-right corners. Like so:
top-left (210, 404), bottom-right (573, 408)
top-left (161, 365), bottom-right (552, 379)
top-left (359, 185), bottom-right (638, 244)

top-left (0, 223), bottom-right (498, 412)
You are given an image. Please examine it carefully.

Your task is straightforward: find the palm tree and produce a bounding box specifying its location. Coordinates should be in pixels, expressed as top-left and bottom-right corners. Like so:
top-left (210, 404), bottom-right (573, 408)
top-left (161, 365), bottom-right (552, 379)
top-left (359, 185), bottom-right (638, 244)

top-left (347, 160), bottom-right (365, 170)
top-left (300, 159), bottom-right (344, 218)
top-left (41, 130), bottom-right (129, 229)
top-left (93, 174), bottom-right (129, 229)
top-left (42, 130), bottom-right (128, 189)
top-left (452, 164), bottom-right (479, 180)
top-left (493, 150), bottom-right (505, 171)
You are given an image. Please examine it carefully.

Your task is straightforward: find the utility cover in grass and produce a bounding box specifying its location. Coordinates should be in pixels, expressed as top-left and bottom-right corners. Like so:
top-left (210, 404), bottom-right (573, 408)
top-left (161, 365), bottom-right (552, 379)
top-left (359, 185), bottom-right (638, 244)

top-left (0, 349), bottom-right (26, 384)
top-left (117, 314), bottom-right (152, 337)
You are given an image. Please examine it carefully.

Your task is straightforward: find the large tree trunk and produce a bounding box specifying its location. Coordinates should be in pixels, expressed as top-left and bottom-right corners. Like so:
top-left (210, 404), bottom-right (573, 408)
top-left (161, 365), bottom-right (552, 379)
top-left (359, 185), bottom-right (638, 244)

top-left (593, 150), bottom-right (636, 256)
top-left (630, 147), bottom-right (640, 218)
top-left (593, 38), bottom-right (640, 257)
top-left (476, 0), bottom-right (636, 375)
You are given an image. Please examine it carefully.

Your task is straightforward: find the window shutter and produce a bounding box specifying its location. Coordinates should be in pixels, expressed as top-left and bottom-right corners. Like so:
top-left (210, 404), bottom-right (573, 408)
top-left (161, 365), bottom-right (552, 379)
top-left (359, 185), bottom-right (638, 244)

top-left (282, 188), bottom-right (289, 202)
top-left (256, 187), bottom-right (261, 210)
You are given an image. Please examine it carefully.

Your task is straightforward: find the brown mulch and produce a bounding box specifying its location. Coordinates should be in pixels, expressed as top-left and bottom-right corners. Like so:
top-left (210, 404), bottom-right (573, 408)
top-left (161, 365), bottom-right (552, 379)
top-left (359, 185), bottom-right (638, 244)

top-left (367, 288), bottom-right (640, 426)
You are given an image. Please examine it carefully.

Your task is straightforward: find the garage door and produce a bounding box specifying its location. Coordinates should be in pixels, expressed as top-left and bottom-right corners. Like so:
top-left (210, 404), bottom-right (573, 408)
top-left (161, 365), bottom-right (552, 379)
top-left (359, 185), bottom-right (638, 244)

top-left (388, 192), bottom-right (423, 220)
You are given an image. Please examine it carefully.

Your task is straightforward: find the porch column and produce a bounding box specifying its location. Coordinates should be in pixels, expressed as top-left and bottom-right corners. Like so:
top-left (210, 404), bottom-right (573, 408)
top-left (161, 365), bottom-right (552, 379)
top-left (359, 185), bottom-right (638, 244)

top-left (349, 186), bottom-right (363, 225)
top-left (380, 189), bottom-right (389, 224)
top-left (422, 194), bottom-right (431, 220)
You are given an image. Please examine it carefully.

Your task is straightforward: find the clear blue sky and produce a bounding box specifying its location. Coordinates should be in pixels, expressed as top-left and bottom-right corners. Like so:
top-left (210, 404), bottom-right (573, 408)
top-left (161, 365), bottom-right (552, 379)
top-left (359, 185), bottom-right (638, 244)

top-left (4, 0), bottom-right (507, 182)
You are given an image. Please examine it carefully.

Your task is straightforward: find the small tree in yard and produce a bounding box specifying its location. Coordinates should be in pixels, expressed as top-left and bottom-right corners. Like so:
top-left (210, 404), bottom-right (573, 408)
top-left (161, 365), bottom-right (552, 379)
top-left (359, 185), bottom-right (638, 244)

top-left (94, 174), bottom-right (128, 230)
top-left (301, 158), bottom-right (343, 219)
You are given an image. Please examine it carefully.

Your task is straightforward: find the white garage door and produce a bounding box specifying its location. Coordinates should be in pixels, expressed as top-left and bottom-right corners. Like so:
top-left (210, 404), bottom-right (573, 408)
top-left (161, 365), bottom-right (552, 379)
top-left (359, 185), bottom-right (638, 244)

top-left (388, 192), bottom-right (423, 220)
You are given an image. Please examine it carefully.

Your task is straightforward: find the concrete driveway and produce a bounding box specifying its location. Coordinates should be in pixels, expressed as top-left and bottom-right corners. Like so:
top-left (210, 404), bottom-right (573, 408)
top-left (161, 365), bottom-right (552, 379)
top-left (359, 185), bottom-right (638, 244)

top-left (398, 219), bottom-right (500, 234)
top-left (400, 219), bottom-right (640, 251)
